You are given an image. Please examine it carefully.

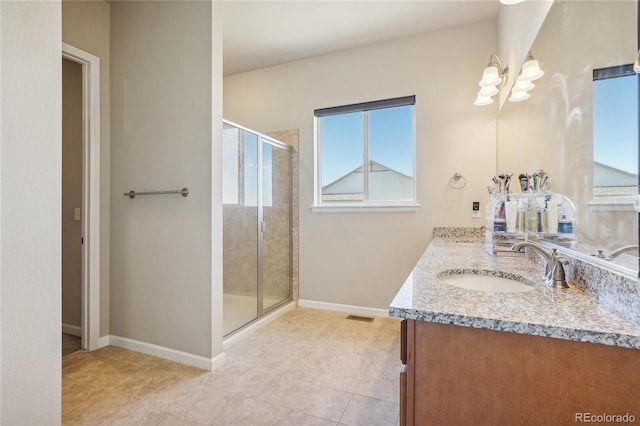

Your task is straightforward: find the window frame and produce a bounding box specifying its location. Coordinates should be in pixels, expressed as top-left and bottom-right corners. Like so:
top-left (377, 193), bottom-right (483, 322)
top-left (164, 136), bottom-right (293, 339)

top-left (313, 96), bottom-right (419, 212)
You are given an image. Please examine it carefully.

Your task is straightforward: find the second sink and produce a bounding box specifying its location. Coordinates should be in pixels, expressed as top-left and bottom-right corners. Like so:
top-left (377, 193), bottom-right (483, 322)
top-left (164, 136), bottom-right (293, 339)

top-left (437, 269), bottom-right (535, 293)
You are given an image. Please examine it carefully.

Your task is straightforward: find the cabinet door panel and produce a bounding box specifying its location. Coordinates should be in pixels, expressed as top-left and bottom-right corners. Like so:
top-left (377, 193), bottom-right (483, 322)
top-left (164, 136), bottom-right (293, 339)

top-left (399, 364), bottom-right (407, 426)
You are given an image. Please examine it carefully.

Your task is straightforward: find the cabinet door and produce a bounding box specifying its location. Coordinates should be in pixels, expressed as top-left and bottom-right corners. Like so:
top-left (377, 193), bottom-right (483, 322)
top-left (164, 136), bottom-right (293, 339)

top-left (399, 320), bottom-right (414, 426)
top-left (399, 364), bottom-right (407, 426)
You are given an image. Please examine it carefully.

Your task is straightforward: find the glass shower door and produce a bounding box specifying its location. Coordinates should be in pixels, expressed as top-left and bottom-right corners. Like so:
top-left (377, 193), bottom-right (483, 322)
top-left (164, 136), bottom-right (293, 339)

top-left (260, 142), bottom-right (291, 312)
top-left (222, 120), bottom-right (292, 336)
top-left (222, 124), bottom-right (258, 335)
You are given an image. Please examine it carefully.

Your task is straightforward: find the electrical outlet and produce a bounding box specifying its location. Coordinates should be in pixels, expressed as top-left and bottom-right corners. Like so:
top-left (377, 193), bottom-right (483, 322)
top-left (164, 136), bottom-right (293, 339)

top-left (74, 208), bottom-right (81, 221)
top-left (471, 201), bottom-right (480, 218)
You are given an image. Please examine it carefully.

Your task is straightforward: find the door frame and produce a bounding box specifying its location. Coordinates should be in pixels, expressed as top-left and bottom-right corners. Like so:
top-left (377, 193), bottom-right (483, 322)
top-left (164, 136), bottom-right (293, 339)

top-left (62, 42), bottom-right (101, 351)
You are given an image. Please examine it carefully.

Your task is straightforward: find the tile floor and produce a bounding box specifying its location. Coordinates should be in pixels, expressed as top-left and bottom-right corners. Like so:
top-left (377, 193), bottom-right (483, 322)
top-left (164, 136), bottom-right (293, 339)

top-left (62, 307), bottom-right (401, 426)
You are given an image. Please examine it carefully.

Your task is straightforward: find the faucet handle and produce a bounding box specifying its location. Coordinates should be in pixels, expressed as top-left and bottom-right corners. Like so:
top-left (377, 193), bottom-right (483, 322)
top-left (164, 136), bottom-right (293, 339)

top-left (549, 249), bottom-right (570, 288)
top-left (550, 248), bottom-right (566, 262)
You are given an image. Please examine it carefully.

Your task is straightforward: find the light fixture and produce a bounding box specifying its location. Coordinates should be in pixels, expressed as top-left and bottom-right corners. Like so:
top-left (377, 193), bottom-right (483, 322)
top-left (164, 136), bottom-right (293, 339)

top-left (509, 90), bottom-right (530, 102)
top-left (634, 49), bottom-right (640, 73)
top-left (500, 0), bottom-right (525, 4)
top-left (479, 66), bottom-right (502, 87)
top-left (479, 85), bottom-right (499, 97)
top-left (512, 75), bottom-right (535, 92)
top-left (520, 54), bottom-right (544, 80)
top-left (474, 54), bottom-right (508, 106)
top-left (474, 95), bottom-right (494, 106)
top-left (508, 52), bottom-right (544, 103)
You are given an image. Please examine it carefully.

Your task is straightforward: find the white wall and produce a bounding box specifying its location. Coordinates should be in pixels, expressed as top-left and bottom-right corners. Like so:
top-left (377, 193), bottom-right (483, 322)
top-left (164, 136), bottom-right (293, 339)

top-left (1, 1), bottom-right (62, 424)
top-left (62, 0), bottom-right (111, 337)
top-left (224, 19), bottom-right (498, 310)
top-left (110, 1), bottom-right (215, 359)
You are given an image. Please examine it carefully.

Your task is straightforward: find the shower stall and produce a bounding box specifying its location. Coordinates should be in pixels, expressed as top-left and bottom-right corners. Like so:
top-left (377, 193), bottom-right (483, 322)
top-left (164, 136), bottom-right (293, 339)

top-left (222, 120), bottom-right (293, 336)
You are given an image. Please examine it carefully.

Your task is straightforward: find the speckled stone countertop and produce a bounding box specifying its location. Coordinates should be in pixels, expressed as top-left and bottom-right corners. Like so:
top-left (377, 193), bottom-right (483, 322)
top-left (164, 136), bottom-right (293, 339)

top-left (389, 239), bottom-right (640, 350)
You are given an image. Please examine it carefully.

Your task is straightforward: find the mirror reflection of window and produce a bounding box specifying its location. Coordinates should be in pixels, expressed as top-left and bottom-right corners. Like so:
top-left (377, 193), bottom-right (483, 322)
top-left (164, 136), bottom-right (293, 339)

top-left (592, 65), bottom-right (638, 198)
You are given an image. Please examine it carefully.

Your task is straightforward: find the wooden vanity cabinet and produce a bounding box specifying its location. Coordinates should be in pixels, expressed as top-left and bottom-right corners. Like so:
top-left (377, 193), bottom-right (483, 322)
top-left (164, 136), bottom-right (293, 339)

top-left (399, 319), bottom-right (640, 426)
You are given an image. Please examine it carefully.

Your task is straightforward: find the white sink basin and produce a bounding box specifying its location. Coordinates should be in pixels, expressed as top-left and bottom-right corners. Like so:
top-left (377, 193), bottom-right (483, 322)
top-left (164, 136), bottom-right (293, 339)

top-left (437, 270), bottom-right (535, 293)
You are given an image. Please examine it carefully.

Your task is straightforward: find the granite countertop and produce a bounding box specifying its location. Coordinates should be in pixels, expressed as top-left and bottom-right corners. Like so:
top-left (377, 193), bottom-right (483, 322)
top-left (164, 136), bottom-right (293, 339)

top-left (389, 239), bottom-right (640, 350)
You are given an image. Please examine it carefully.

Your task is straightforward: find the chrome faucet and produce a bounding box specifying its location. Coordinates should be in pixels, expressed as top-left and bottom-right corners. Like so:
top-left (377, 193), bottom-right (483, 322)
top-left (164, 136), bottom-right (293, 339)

top-left (606, 245), bottom-right (638, 260)
top-left (511, 241), bottom-right (569, 288)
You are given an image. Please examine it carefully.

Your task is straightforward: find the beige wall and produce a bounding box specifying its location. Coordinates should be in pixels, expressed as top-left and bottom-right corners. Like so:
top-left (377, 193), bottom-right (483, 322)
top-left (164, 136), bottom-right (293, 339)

top-left (62, 58), bottom-right (83, 329)
top-left (497, 0), bottom-right (637, 251)
top-left (1, 1), bottom-right (62, 423)
top-left (62, 0), bottom-right (111, 336)
top-left (224, 19), bottom-right (498, 310)
top-left (110, 1), bottom-right (214, 358)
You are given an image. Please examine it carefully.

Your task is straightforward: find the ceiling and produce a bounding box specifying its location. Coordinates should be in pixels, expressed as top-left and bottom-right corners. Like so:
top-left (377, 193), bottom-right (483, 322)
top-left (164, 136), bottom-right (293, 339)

top-left (222, 1), bottom-right (500, 76)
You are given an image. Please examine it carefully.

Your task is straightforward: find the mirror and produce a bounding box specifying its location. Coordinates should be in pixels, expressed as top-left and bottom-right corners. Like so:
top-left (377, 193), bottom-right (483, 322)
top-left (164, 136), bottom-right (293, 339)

top-left (497, 0), bottom-right (639, 275)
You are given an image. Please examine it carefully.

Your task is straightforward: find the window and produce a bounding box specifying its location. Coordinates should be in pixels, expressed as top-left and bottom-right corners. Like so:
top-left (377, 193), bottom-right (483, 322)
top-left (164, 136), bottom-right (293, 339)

top-left (592, 65), bottom-right (638, 198)
top-left (314, 96), bottom-right (416, 209)
top-left (222, 124), bottom-right (273, 207)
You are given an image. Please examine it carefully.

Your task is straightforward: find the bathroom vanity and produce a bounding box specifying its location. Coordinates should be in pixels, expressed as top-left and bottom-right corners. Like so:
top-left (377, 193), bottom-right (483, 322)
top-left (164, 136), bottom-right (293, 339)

top-left (390, 233), bottom-right (640, 425)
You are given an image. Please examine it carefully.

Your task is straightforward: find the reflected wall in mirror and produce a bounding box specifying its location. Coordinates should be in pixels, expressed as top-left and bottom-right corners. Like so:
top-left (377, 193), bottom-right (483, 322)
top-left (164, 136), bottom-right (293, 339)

top-left (497, 0), bottom-right (639, 275)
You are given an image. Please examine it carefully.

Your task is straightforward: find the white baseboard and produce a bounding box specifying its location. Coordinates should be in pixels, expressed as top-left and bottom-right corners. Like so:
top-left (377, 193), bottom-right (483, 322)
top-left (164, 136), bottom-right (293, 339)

top-left (223, 301), bottom-right (296, 350)
top-left (210, 351), bottom-right (226, 371)
top-left (109, 335), bottom-right (225, 371)
top-left (298, 299), bottom-right (391, 318)
top-left (96, 335), bottom-right (110, 349)
top-left (62, 323), bottom-right (82, 337)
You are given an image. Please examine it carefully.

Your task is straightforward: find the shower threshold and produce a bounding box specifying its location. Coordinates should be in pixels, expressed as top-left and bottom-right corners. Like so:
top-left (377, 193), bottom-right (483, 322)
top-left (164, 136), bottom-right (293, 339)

top-left (223, 297), bottom-right (295, 349)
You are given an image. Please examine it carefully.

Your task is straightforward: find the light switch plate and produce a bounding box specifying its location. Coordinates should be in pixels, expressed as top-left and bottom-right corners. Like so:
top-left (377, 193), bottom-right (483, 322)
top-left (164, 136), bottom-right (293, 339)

top-left (472, 201), bottom-right (480, 218)
top-left (74, 208), bottom-right (81, 221)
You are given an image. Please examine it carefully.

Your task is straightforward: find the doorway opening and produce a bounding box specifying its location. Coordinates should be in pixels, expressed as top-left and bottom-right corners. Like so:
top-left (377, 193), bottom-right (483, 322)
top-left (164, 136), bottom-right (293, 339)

top-left (62, 43), bottom-right (101, 352)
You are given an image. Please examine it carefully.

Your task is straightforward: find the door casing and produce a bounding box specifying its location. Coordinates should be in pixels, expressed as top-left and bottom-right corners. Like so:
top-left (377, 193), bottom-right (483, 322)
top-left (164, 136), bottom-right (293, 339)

top-left (62, 42), bottom-right (101, 351)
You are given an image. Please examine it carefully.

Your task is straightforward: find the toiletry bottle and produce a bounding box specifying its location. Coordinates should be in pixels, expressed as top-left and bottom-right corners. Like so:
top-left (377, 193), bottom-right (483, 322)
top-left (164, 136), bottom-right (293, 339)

top-left (527, 195), bottom-right (538, 233)
top-left (516, 199), bottom-right (525, 233)
top-left (547, 198), bottom-right (558, 234)
top-left (505, 199), bottom-right (518, 233)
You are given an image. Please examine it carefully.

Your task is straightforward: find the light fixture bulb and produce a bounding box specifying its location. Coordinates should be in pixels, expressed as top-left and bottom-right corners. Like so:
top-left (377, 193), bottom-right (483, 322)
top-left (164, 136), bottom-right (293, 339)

top-left (474, 94), bottom-right (494, 106)
top-left (521, 59), bottom-right (544, 80)
top-left (479, 85), bottom-right (499, 96)
top-left (480, 66), bottom-right (501, 87)
top-left (509, 90), bottom-right (530, 102)
top-left (513, 75), bottom-right (535, 92)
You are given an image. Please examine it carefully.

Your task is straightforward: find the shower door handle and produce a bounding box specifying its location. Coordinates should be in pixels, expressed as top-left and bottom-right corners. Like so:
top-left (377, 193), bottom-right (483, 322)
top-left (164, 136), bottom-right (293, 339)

top-left (260, 221), bottom-right (266, 233)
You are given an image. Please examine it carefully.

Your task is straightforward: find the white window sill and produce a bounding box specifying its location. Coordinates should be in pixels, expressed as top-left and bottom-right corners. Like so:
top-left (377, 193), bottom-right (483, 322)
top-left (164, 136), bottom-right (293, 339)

top-left (588, 197), bottom-right (636, 212)
top-left (311, 203), bottom-right (420, 213)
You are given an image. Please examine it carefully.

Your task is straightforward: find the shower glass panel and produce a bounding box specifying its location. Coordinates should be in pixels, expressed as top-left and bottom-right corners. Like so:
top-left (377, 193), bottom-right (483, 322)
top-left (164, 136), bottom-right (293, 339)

top-left (222, 124), bottom-right (259, 336)
top-left (261, 141), bottom-right (291, 311)
top-left (222, 121), bottom-right (292, 336)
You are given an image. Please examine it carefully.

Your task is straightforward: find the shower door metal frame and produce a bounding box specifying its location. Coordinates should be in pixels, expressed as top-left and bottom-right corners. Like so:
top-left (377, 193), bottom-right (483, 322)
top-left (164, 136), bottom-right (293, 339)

top-left (257, 134), bottom-right (293, 317)
top-left (223, 119), bottom-right (293, 327)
